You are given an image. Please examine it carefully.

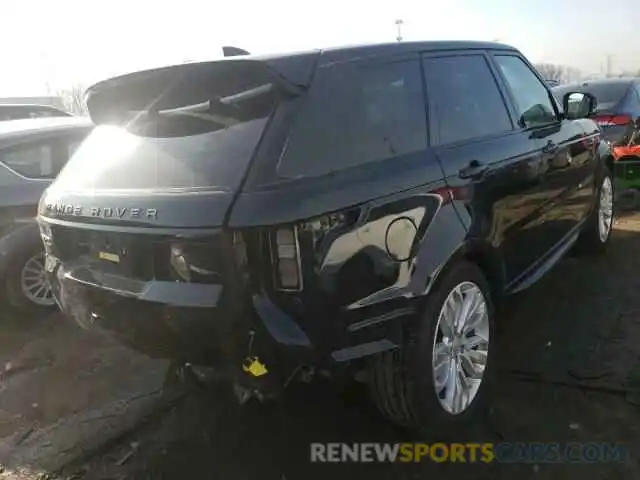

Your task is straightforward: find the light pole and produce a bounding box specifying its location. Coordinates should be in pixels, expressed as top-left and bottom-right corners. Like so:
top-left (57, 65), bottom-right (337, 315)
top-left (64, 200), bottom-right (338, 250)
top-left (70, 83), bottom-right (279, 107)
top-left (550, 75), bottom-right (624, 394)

top-left (606, 54), bottom-right (613, 77)
top-left (395, 19), bottom-right (404, 42)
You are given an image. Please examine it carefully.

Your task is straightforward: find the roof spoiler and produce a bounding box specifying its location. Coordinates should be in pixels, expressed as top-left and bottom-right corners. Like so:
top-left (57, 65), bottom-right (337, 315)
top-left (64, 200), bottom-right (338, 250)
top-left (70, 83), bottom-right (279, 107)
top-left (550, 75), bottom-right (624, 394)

top-left (222, 46), bottom-right (250, 57)
top-left (85, 53), bottom-right (318, 125)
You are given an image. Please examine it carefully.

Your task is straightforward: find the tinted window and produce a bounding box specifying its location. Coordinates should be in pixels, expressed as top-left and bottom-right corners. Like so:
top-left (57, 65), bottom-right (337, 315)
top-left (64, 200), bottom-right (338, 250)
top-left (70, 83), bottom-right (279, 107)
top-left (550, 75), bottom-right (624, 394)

top-left (1, 142), bottom-right (56, 178)
top-left (53, 84), bottom-right (278, 191)
top-left (495, 55), bottom-right (557, 128)
top-left (278, 60), bottom-right (426, 178)
top-left (423, 55), bottom-right (512, 145)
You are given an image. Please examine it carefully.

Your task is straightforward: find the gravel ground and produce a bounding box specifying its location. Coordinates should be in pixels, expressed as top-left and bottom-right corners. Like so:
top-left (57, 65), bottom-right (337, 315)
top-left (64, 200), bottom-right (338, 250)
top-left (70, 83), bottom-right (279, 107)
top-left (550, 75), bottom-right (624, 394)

top-left (4, 209), bottom-right (640, 479)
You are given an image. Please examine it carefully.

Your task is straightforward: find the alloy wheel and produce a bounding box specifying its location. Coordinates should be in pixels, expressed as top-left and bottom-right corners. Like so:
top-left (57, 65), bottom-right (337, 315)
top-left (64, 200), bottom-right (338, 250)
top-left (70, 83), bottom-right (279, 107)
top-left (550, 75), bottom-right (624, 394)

top-left (598, 176), bottom-right (614, 243)
top-left (432, 281), bottom-right (489, 415)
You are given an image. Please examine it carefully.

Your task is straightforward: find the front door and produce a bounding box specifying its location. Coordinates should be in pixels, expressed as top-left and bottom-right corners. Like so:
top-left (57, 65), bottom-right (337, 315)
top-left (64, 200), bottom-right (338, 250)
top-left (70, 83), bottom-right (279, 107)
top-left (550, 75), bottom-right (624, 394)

top-left (422, 51), bottom-right (557, 284)
top-left (491, 53), bottom-right (590, 248)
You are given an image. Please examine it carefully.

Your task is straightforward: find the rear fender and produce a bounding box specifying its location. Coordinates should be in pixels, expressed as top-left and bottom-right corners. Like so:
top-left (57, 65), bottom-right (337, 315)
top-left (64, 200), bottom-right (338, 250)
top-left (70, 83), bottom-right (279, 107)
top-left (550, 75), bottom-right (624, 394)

top-left (332, 202), bottom-right (506, 362)
top-left (410, 217), bottom-right (506, 308)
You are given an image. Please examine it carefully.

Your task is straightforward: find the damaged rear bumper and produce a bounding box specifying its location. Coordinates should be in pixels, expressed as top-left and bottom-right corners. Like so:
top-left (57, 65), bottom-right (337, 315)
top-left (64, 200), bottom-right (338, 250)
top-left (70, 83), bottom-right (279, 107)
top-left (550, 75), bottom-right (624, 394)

top-left (45, 256), bottom-right (319, 392)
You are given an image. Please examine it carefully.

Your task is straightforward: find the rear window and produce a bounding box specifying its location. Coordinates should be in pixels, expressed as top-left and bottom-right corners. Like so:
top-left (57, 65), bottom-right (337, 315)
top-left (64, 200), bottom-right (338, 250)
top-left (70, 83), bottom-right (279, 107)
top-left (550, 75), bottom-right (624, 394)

top-left (553, 82), bottom-right (630, 110)
top-left (53, 81), bottom-right (279, 191)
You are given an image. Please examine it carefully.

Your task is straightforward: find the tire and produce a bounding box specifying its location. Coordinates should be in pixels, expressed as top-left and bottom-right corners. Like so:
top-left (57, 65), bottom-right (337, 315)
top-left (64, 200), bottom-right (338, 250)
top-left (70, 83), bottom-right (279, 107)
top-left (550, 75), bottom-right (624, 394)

top-left (5, 248), bottom-right (56, 311)
top-left (577, 168), bottom-right (614, 255)
top-left (369, 261), bottom-right (495, 431)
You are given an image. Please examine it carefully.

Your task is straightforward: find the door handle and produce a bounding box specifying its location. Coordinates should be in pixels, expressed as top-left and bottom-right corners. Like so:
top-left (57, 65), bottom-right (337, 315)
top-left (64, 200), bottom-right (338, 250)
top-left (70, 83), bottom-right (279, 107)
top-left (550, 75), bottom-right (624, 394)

top-left (542, 140), bottom-right (559, 155)
top-left (458, 160), bottom-right (488, 180)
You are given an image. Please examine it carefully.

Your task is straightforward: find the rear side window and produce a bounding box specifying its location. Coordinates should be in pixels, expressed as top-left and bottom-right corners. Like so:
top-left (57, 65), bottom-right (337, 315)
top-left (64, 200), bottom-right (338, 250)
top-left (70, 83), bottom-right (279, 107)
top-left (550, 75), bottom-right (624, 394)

top-left (277, 60), bottom-right (427, 178)
top-left (494, 55), bottom-right (557, 128)
top-left (424, 55), bottom-right (512, 146)
top-left (1, 142), bottom-right (56, 178)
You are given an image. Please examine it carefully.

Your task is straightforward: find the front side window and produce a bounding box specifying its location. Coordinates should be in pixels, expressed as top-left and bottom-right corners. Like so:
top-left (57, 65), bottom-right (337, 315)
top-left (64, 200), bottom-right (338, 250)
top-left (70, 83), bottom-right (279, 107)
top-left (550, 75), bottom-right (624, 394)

top-left (277, 59), bottom-right (427, 178)
top-left (423, 55), bottom-right (513, 146)
top-left (495, 55), bottom-right (558, 128)
top-left (1, 142), bottom-right (56, 178)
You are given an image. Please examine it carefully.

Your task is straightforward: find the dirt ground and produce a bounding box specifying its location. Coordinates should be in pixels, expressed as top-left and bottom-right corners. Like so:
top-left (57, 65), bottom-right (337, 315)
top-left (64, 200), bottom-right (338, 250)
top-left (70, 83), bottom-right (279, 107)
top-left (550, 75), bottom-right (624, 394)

top-left (3, 209), bottom-right (640, 479)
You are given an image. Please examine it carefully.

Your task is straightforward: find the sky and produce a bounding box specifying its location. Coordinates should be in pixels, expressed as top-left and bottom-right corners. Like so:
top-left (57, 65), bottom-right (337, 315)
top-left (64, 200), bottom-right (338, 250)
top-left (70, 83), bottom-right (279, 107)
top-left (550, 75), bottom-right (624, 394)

top-left (2, 0), bottom-right (640, 97)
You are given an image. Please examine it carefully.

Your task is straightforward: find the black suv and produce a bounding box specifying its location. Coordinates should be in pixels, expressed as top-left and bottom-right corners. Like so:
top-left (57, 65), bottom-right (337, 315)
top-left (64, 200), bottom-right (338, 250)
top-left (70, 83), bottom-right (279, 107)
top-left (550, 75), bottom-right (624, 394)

top-left (37, 41), bottom-right (612, 430)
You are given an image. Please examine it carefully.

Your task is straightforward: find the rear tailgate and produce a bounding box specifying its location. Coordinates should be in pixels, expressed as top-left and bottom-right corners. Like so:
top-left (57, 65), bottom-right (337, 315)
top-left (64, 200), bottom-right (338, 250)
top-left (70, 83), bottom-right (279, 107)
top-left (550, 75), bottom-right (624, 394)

top-left (38, 55), bottom-right (317, 303)
top-left (42, 55), bottom-right (317, 229)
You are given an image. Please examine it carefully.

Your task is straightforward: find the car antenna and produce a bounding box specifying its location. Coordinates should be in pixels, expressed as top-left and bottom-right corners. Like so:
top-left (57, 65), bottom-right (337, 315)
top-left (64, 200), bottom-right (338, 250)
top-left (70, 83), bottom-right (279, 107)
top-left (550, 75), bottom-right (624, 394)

top-left (222, 46), bottom-right (251, 57)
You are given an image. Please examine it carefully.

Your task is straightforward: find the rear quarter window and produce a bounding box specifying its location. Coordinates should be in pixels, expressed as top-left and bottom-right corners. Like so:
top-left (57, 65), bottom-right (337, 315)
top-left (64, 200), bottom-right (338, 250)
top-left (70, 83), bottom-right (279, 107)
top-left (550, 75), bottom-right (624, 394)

top-left (277, 59), bottom-right (427, 179)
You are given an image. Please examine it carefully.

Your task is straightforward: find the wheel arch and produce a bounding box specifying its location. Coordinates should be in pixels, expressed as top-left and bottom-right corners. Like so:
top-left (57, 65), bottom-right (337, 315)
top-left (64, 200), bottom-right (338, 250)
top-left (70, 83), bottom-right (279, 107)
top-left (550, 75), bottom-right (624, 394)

top-left (433, 238), bottom-right (507, 308)
top-left (599, 142), bottom-right (615, 173)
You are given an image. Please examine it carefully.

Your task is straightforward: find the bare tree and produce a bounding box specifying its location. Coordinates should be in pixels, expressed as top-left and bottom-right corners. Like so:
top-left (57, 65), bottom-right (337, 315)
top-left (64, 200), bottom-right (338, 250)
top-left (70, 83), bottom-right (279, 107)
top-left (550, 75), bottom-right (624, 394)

top-left (534, 63), bottom-right (581, 84)
top-left (57, 84), bottom-right (88, 115)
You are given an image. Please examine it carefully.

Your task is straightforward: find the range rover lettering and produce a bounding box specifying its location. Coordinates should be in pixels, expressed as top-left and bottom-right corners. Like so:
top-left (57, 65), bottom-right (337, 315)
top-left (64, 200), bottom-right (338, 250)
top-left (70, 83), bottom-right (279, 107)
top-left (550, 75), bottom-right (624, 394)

top-left (37, 41), bottom-right (613, 431)
top-left (43, 203), bottom-right (158, 220)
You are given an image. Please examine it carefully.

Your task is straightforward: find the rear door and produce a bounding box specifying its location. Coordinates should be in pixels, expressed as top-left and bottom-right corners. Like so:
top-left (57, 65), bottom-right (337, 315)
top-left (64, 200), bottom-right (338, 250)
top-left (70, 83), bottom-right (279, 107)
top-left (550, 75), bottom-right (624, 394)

top-left (422, 51), bottom-right (556, 284)
top-left (491, 53), bottom-right (593, 240)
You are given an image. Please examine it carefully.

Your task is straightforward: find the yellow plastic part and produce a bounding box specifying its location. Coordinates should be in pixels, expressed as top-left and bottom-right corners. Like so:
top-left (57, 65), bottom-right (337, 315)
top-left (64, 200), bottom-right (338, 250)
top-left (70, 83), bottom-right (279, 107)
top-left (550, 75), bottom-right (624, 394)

top-left (242, 356), bottom-right (268, 377)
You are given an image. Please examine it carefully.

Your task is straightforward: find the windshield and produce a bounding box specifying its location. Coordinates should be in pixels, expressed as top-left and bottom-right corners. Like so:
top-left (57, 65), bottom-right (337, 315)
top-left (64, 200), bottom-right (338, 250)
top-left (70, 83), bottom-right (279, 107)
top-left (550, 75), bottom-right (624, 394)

top-left (52, 84), bottom-right (278, 192)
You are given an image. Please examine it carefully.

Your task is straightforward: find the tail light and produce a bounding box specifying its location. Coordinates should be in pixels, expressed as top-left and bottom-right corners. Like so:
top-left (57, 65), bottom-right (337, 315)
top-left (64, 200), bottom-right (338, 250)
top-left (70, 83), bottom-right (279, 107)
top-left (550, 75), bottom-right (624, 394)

top-left (271, 226), bottom-right (302, 291)
top-left (593, 114), bottom-right (631, 127)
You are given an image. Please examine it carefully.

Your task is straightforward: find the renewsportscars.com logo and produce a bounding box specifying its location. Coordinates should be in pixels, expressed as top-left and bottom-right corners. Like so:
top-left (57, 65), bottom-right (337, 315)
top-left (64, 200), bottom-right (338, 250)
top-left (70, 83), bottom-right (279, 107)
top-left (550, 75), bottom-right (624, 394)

top-left (310, 442), bottom-right (628, 464)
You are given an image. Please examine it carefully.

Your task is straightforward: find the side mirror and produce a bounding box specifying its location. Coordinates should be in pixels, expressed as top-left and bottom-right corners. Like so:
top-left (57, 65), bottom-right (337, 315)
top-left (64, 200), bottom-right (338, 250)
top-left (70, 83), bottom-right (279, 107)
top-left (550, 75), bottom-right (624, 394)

top-left (562, 92), bottom-right (597, 120)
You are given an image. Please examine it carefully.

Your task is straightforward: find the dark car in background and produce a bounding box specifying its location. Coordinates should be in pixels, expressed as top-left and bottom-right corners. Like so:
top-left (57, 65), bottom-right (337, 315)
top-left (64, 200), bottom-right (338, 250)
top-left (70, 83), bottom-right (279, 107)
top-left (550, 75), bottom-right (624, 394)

top-left (553, 78), bottom-right (640, 144)
top-left (0, 117), bottom-right (93, 309)
top-left (0, 104), bottom-right (72, 122)
top-left (38, 41), bottom-right (611, 432)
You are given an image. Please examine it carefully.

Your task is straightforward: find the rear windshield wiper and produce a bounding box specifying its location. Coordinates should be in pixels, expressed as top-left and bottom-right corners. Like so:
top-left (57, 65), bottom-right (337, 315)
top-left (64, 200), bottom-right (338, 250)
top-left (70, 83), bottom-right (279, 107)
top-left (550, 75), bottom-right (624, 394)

top-left (219, 83), bottom-right (273, 105)
top-left (127, 83), bottom-right (276, 127)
